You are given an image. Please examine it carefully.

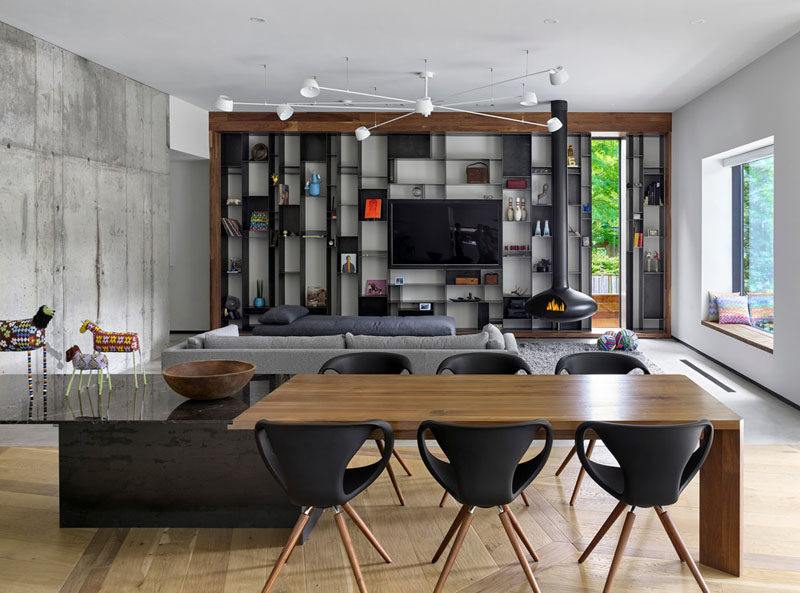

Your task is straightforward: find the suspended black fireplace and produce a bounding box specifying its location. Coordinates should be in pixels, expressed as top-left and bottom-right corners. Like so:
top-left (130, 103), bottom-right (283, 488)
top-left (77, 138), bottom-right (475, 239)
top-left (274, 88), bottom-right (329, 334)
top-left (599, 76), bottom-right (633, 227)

top-left (525, 100), bottom-right (598, 324)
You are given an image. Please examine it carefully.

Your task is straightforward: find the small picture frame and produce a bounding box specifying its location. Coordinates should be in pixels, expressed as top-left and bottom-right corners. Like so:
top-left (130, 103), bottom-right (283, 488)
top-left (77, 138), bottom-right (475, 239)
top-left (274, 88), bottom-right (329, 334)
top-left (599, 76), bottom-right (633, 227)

top-left (419, 302), bottom-right (431, 311)
top-left (359, 190), bottom-right (388, 221)
top-left (365, 280), bottom-right (386, 296)
top-left (647, 228), bottom-right (660, 236)
top-left (582, 236), bottom-right (591, 247)
top-left (340, 253), bottom-right (357, 274)
top-left (394, 277), bottom-right (405, 286)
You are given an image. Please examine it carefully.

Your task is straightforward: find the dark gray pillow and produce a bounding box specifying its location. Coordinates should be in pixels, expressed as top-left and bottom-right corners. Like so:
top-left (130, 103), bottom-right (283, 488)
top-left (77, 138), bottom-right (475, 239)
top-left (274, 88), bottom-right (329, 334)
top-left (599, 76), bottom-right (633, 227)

top-left (258, 305), bottom-right (309, 325)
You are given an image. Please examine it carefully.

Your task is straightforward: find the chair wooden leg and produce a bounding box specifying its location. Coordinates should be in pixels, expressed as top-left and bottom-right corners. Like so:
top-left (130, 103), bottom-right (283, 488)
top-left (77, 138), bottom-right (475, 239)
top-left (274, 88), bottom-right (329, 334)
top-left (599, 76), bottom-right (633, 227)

top-left (602, 510), bottom-right (636, 593)
top-left (392, 447), bottom-right (413, 476)
top-left (335, 507), bottom-right (368, 593)
top-left (342, 503), bottom-right (392, 563)
top-left (261, 507), bottom-right (314, 593)
top-left (569, 438), bottom-right (596, 506)
top-left (652, 507), bottom-right (685, 563)
top-left (375, 439), bottom-right (405, 506)
top-left (657, 507), bottom-right (711, 593)
top-left (520, 490), bottom-right (531, 506)
top-left (499, 507), bottom-right (542, 593)
top-left (438, 490), bottom-right (449, 507)
top-left (579, 501), bottom-right (628, 563)
top-left (503, 505), bottom-right (539, 562)
top-left (432, 505), bottom-right (469, 563)
top-left (555, 445), bottom-right (577, 476)
top-left (432, 507), bottom-right (475, 593)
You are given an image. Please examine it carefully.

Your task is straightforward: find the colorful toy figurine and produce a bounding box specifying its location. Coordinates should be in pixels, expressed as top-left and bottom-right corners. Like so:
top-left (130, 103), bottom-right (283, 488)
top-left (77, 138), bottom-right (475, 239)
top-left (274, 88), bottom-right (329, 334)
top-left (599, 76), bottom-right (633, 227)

top-left (304, 172), bottom-right (321, 196)
top-left (65, 345), bottom-right (110, 397)
top-left (0, 305), bottom-right (55, 419)
top-left (271, 173), bottom-right (279, 186)
top-left (79, 320), bottom-right (146, 387)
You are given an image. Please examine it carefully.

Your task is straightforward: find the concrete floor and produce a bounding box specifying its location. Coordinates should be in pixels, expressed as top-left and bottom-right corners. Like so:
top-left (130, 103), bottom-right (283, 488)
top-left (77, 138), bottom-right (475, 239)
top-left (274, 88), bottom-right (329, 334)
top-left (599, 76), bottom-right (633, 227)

top-left (1, 336), bottom-right (798, 446)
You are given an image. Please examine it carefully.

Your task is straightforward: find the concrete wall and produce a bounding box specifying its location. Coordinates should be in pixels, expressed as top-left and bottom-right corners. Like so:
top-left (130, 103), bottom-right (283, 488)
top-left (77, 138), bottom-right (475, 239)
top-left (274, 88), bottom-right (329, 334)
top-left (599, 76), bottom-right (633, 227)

top-left (0, 22), bottom-right (169, 374)
top-left (169, 157), bottom-right (209, 331)
top-left (672, 32), bottom-right (800, 403)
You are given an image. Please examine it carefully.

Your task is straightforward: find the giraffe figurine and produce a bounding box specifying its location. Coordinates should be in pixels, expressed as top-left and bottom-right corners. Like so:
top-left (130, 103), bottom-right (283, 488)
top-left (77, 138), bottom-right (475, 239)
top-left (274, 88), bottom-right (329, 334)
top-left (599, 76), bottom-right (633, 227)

top-left (79, 320), bottom-right (146, 387)
top-left (0, 306), bottom-right (55, 420)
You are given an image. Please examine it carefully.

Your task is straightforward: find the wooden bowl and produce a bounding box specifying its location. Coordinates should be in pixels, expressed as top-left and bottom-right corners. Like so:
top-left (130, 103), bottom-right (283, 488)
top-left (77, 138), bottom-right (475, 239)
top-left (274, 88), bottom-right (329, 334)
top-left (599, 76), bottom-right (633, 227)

top-left (162, 360), bottom-right (256, 400)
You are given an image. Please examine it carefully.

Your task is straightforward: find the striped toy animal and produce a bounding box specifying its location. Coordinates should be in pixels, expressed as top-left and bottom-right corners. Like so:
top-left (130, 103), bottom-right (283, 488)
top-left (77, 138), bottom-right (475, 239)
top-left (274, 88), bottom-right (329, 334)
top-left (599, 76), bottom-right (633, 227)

top-left (79, 320), bottom-right (146, 387)
top-left (0, 306), bottom-right (55, 420)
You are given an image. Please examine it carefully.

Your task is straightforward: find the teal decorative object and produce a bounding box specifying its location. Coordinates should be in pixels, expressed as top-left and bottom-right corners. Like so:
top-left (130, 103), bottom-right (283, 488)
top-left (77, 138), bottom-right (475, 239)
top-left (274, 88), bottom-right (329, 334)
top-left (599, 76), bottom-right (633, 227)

top-left (305, 172), bottom-right (322, 196)
top-left (254, 280), bottom-right (265, 308)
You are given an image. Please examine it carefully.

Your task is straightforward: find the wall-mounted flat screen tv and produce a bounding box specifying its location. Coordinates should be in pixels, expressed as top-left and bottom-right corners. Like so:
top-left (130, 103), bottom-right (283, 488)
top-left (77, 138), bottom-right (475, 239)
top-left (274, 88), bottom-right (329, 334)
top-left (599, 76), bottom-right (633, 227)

top-left (389, 199), bottom-right (502, 268)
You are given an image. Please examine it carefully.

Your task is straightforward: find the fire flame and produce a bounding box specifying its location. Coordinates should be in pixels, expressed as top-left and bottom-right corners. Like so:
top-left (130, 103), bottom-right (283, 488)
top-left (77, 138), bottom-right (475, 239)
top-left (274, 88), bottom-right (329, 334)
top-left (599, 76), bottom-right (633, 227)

top-left (545, 299), bottom-right (566, 312)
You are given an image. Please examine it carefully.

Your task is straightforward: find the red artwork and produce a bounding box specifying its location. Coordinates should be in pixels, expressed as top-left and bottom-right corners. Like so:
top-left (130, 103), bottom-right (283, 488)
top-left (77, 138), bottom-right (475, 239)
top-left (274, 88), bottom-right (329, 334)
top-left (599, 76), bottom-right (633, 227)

top-left (364, 198), bottom-right (382, 219)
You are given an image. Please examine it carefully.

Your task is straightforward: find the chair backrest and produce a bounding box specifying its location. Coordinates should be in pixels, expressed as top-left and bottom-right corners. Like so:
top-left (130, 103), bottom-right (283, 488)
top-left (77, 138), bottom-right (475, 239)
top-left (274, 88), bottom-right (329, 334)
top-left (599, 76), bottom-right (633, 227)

top-left (255, 420), bottom-right (394, 508)
top-left (575, 420), bottom-right (713, 508)
top-left (319, 352), bottom-right (413, 375)
top-left (555, 351), bottom-right (650, 375)
top-left (436, 352), bottom-right (532, 375)
top-left (418, 420), bottom-right (552, 507)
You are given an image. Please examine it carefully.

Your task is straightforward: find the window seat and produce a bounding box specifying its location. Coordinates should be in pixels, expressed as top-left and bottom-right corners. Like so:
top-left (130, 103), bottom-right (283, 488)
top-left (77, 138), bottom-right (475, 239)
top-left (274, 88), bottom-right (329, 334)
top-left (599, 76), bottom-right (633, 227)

top-left (701, 320), bottom-right (773, 353)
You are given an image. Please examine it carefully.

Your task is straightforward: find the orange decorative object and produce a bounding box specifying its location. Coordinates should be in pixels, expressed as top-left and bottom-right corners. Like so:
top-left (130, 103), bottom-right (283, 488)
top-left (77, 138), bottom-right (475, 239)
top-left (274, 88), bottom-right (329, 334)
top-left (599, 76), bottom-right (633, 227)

top-left (545, 299), bottom-right (566, 312)
top-left (364, 198), bottom-right (382, 219)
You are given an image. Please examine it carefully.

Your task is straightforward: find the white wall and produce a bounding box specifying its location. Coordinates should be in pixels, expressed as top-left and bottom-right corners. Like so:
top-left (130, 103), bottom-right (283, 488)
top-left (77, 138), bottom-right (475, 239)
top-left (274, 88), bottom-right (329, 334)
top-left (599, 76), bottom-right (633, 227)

top-left (169, 157), bottom-right (209, 331)
top-left (169, 96), bottom-right (209, 159)
top-left (672, 32), bottom-right (800, 403)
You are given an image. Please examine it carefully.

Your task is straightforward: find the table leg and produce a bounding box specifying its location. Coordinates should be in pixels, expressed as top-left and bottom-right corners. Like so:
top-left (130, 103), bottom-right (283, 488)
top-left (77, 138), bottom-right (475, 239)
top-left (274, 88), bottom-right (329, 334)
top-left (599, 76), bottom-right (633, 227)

top-left (699, 426), bottom-right (742, 576)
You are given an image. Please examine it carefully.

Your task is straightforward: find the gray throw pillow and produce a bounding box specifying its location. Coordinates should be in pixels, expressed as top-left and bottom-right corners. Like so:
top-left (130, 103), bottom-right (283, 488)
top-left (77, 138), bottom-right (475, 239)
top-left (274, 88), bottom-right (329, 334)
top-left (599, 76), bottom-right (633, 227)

top-left (258, 305), bottom-right (310, 325)
top-left (205, 334), bottom-right (345, 350)
top-left (345, 332), bottom-right (488, 350)
top-left (482, 323), bottom-right (505, 350)
top-left (186, 324), bottom-right (240, 349)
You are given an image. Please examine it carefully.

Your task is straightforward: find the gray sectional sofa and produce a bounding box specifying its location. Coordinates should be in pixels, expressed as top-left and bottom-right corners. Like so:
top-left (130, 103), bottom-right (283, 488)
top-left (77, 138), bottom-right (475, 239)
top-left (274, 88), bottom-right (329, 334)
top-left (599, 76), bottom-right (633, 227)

top-left (161, 323), bottom-right (519, 375)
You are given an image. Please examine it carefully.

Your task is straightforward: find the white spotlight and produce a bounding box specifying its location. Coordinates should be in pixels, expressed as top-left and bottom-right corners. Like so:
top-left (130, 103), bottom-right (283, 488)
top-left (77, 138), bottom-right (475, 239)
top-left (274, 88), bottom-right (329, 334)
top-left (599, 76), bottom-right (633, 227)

top-left (549, 67), bottom-right (569, 86)
top-left (520, 91), bottom-right (538, 106)
top-left (300, 78), bottom-right (320, 98)
top-left (546, 117), bottom-right (563, 133)
top-left (215, 95), bottom-right (234, 112)
top-left (355, 126), bottom-right (371, 141)
top-left (276, 104), bottom-right (294, 121)
top-left (415, 97), bottom-right (434, 117)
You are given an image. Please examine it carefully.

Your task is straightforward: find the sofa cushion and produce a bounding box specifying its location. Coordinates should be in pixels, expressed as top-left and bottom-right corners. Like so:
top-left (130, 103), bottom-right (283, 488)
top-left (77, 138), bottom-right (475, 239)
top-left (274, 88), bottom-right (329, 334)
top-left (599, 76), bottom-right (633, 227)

top-left (748, 294), bottom-right (774, 326)
top-left (187, 324), bottom-right (240, 349)
top-left (205, 334), bottom-right (345, 350)
top-left (482, 323), bottom-right (505, 350)
top-left (708, 290), bottom-right (739, 322)
top-left (345, 332), bottom-right (488, 350)
top-left (258, 305), bottom-right (310, 325)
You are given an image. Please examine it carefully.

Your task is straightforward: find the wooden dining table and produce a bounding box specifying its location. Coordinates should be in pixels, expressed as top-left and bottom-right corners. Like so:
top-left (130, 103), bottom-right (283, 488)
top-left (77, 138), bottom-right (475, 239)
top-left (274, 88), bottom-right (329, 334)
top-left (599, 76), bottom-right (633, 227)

top-left (230, 373), bottom-right (743, 577)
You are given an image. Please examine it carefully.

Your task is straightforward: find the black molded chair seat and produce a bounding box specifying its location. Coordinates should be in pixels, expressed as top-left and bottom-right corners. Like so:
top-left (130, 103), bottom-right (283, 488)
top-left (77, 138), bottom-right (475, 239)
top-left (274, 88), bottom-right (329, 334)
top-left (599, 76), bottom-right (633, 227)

top-left (436, 352), bottom-right (532, 375)
top-left (255, 420), bottom-right (395, 593)
top-left (320, 352), bottom-right (412, 375)
top-left (553, 350), bottom-right (651, 506)
top-left (319, 351), bottom-right (413, 506)
top-left (418, 420), bottom-right (552, 593)
top-left (575, 420), bottom-right (714, 593)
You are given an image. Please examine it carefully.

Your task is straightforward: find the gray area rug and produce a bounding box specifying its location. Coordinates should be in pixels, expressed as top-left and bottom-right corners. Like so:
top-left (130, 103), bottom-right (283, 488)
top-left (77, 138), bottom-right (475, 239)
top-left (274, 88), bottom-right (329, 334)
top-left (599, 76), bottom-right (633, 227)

top-left (517, 339), bottom-right (664, 375)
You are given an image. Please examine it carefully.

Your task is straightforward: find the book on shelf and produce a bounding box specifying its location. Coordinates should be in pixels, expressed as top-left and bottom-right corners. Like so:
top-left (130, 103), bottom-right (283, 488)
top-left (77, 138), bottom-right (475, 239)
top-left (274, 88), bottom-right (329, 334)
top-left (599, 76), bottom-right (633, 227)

top-left (633, 232), bottom-right (643, 248)
top-left (222, 217), bottom-right (243, 237)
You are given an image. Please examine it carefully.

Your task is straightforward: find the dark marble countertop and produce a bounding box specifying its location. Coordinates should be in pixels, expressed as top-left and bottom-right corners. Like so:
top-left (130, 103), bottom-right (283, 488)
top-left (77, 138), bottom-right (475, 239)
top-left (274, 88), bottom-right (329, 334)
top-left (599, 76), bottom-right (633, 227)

top-left (0, 373), bottom-right (273, 424)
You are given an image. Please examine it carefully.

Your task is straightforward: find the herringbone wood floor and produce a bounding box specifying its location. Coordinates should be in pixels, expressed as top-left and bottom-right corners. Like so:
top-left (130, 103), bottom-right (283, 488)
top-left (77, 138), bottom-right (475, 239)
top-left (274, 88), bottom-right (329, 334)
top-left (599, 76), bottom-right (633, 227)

top-left (2, 445), bottom-right (800, 593)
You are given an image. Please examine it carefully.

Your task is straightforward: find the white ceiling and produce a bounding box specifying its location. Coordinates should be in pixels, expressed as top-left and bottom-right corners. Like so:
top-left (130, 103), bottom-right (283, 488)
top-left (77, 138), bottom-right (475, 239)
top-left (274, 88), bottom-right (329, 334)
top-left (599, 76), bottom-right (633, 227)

top-left (1, 0), bottom-right (799, 113)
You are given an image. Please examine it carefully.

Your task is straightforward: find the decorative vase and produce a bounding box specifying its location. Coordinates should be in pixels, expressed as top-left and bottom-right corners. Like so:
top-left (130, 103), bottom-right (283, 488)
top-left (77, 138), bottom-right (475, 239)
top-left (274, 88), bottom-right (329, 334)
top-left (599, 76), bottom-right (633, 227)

top-left (253, 297), bottom-right (266, 308)
top-left (514, 198), bottom-right (522, 221)
top-left (543, 220), bottom-right (550, 236)
top-left (534, 220), bottom-right (542, 236)
top-left (507, 199), bottom-right (515, 221)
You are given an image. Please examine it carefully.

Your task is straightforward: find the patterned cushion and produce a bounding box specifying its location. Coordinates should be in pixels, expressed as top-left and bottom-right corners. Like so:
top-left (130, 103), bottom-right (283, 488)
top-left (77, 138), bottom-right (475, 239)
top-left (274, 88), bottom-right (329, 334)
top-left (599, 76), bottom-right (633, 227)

top-left (597, 331), bottom-right (618, 351)
top-left (708, 291), bottom-right (739, 322)
top-left (748, 294), bottom-right (774, 326)
top-left (717, 295), bottom-right (750, 324)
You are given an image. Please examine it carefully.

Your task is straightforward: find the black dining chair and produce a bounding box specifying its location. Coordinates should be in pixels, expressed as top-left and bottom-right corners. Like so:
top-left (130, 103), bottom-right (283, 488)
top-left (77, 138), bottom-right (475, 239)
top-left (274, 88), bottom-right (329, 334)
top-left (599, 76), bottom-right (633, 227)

top-left (319, 352), bottom-right (413, 506)
top-left (553, 351), bottom-right (651, 506)
top-left (575, 420), bottom-right (714, 593)
top-left (436, 352), bottom-right (533, 375)
top-left (435, 351), bottom-right (534, 508)
top-left (254, 419), bottom-right (395, 593)
top-left (418, 420), bottom-right (553, 593)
